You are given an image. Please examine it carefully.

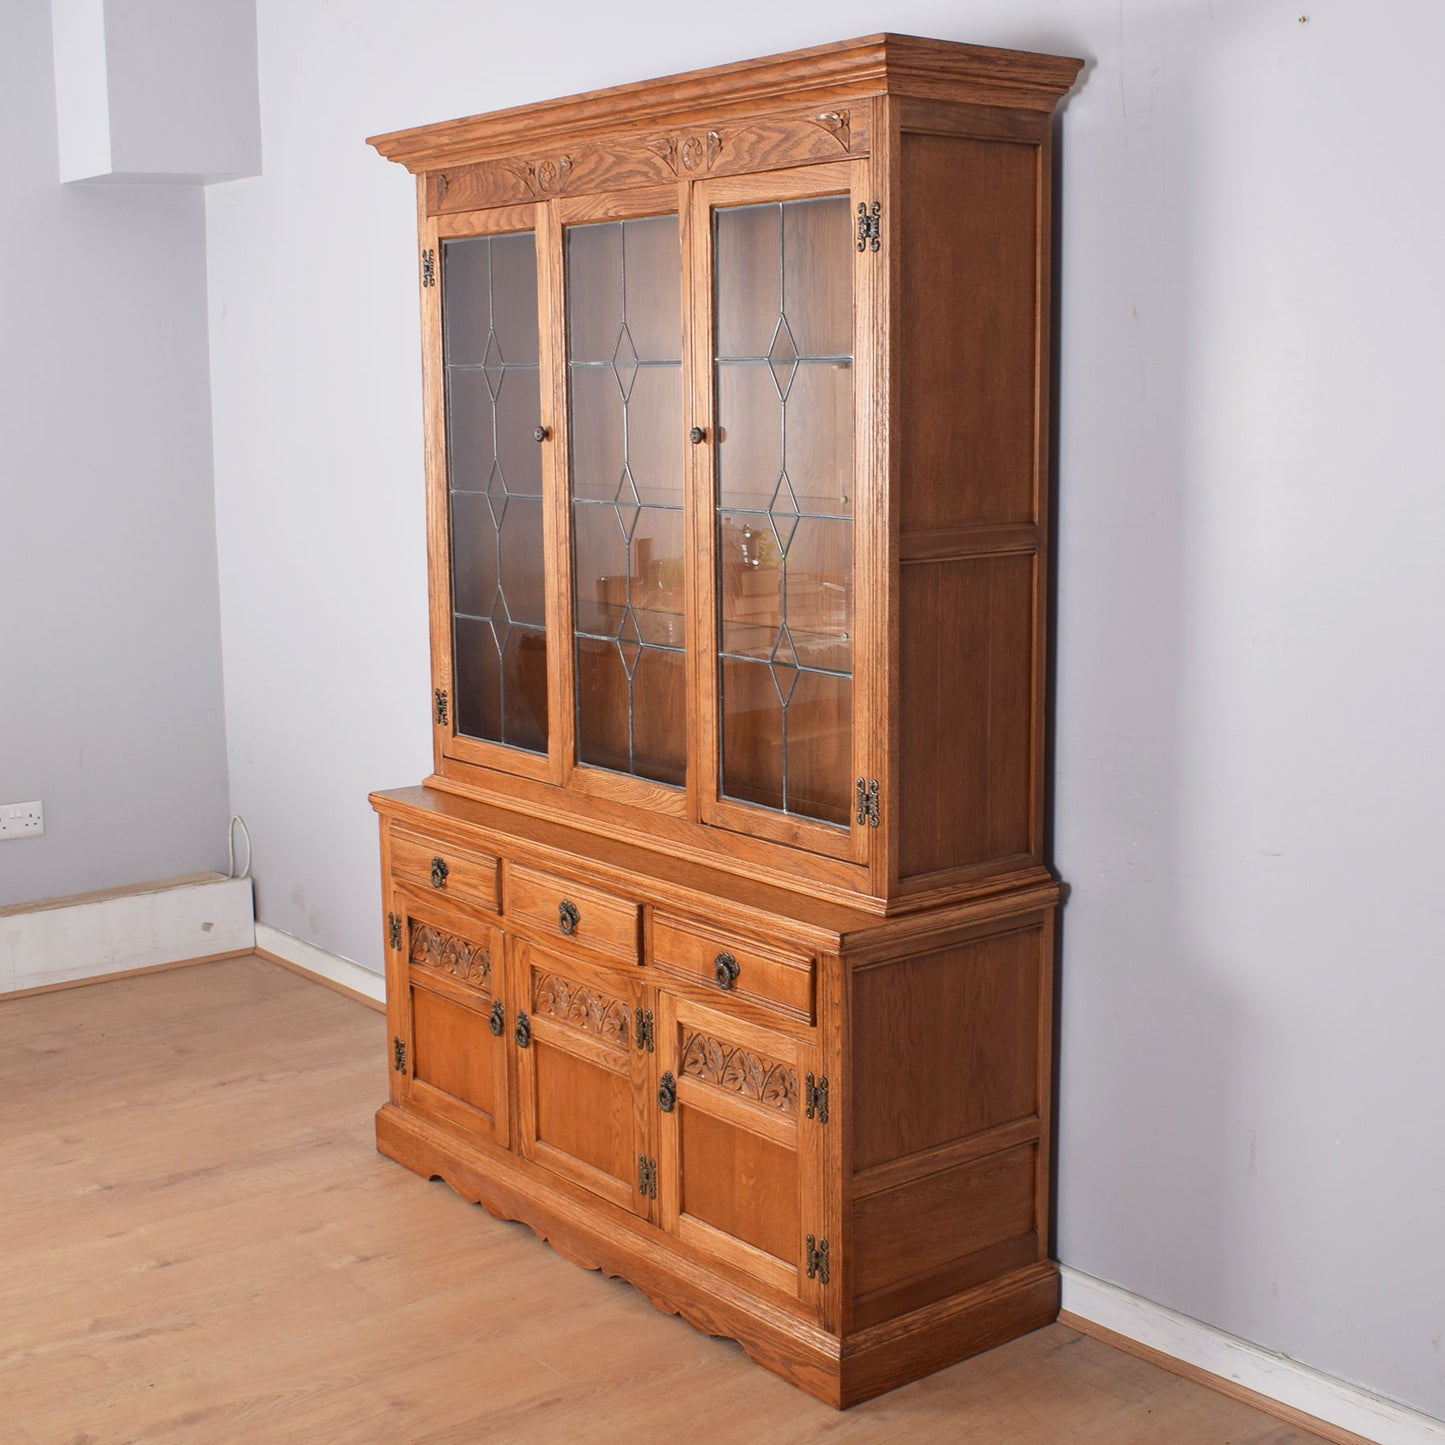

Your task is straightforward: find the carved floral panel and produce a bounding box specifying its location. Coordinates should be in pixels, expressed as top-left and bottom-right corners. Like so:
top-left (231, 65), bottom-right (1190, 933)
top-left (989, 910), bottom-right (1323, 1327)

top-left (533, 971), bottom-right (631, 1050)
top-left (409, 923), bottom-right (492, 988)
top-left (679, 1030), bottom-right (797, 1114)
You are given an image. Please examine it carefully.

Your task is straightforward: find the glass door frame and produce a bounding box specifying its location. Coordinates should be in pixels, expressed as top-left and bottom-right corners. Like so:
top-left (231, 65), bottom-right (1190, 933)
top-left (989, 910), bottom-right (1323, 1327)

top-left (552, 185), bottom-right (692, 820)
top-left (427, 201), bottom-right (561, 787)
top-left (688, 161), bottom-right (876, 864)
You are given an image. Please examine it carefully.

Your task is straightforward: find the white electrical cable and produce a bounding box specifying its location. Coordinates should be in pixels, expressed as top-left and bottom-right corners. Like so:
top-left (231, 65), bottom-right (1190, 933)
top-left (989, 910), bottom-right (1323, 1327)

top-left (227, 815), bottom-right (253, 880)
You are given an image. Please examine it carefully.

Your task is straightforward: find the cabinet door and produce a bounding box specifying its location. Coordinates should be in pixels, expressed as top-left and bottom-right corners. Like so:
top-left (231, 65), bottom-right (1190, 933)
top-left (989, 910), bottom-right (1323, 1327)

top-left (690, 162), bottom-right (876, 863)
top-left (655, 993), bottom-right (822, 1306)
top-left (556, 189), bottom-right (689, 815)
top-left (512, 940), bottom-right (652, 1217)
top-left (428, 205), bottom-right (557, 782)
top-left (392, 896), bottom-right (509, 1150)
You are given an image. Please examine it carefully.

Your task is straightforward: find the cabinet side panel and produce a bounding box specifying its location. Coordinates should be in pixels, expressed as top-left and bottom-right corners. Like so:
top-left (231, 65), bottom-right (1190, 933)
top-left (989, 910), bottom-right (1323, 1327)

top-left (897, 133), bottom-right (1040, 531)
top-left (851, 925), bottom-right (1041, 1172)
top-left (851, 1143), bottom-right (1038, 1322)
top-left (897, 553), bottom-right (1034, 881)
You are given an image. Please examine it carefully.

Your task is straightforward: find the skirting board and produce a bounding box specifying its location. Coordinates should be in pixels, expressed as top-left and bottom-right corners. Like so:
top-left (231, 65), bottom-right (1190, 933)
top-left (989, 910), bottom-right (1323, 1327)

top-left (0, 873), bottom-right (255, 996)
top-left (254, 923), bottom-right (384, 1008)
top-left (1060, 1266), bottom-right (1445, 1445)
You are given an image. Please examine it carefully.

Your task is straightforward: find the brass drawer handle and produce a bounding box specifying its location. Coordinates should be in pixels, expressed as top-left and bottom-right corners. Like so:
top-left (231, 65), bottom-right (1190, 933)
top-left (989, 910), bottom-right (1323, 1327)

top-left (657, 1071), bottom-right (676, 1114)
top-left (558, 899), bottom-right (580, 936)
top-left (489, 1000), bottom-right (505, 1037)
top-left (515, 1011), bottom-right (531, 1049)
top-left (430, 856), bottom-right (449, 889)
top-left (714, 952), bottom-right (740, 991)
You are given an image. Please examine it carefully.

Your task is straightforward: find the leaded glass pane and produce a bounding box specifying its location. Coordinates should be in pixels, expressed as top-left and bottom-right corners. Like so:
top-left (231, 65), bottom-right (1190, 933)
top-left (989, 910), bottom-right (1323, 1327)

top-left (567, 214), bottom-right (684, 787)
top-left (443, 232), bottom-right (547, 751)
top-left (714, 195), bottom-right (853, 826)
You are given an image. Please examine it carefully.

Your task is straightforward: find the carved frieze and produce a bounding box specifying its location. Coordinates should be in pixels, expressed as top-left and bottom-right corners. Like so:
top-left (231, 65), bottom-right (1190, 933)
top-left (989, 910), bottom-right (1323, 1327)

top-left (647, 130), bottom-right (724, 175)
top-left (534, 971), bottom-right (630, 1049)
top-left (679, 1030), bottom-right (797, 1114)
top-left (410, 923), bottom-right (491, 988)
top-left (507, 155), bottom-right (574, 196)
top-left (809, 110), bottom-right (851, 150)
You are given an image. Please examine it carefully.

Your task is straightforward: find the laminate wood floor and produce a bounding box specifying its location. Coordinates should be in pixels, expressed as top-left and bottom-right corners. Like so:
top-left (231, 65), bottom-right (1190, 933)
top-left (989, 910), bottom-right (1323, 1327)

top-left (0, 956), bottom-right (1335, 1444)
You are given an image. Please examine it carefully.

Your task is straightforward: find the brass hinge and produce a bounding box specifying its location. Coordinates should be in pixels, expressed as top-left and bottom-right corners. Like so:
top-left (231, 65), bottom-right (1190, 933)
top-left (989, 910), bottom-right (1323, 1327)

top-left (856, 201), bottom-right (881, 252)
top-left (805, 1073), bottom-right (829, 1123)
top-left (805, 1234), bottom-right (830, 1283)
top-left (393, 1036), bottom-right (406, 1073)
top-left (635, 1006), bottom-right (654, 1053)
top-left (434, 688), bottom-right (449, 726)
top-left (638, 1154), bottom-right (658, 1199)
top-left (421, 247), bottom-right (437, 287)
top-left (387, 912), bottom-right (401, 950)
top-left (855, 777), bottom-right (880, 828)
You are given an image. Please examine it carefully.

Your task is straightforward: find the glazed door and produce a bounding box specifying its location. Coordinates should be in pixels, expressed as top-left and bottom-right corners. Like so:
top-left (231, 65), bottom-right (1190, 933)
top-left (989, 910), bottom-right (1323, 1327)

top-left (512, 940), bottom-right (653, 1217)
top-left (392, 896), bottom-right (510, 1149)
top-left (654, 993), bottom-right (823, 1307)
top-left (428, 204), bottom-right (559, 783)
top-left (690, 162), bottom-right (877, 863)
top-left (555, 189), bottom-right (689, 815)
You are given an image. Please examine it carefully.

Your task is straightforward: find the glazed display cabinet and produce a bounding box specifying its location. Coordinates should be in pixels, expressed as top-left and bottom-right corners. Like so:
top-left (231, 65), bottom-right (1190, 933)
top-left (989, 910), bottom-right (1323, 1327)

top-left (368, 33), bottom-right (1082, 1406)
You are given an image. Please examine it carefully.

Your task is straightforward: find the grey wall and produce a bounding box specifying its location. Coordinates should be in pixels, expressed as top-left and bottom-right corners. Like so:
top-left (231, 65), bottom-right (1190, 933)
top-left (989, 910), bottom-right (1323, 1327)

top-left (0, 0), bottom-right (230, 907)
top-left (157, 0), bottom-right (1445, 1423)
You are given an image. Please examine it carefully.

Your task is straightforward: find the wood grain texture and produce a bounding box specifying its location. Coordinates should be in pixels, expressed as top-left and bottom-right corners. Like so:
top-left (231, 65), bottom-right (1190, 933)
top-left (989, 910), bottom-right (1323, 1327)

top-left (0, 958), bottom-right (1338, 1443)
top-left (368, 35), bottom-right (1083, 172)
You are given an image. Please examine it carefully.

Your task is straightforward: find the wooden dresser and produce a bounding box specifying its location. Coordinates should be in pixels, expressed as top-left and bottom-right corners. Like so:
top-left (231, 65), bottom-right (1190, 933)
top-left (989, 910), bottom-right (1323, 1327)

top-left (367, 32), bottom-right (1082, 1406)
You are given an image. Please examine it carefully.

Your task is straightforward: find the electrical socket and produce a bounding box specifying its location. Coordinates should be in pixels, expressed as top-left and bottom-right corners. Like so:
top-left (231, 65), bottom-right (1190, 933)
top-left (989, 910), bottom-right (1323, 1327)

top-left (0, 801), bottom-right (44, 839)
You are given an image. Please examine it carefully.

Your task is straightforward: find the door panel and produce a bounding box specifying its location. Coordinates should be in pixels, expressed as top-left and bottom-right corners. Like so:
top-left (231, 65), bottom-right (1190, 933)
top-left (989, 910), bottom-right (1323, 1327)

top-left (396, 899), bottom-right (509, 1149)
top-left (656, 993), bottom-right (817, 1302)
top-left (689, 162), bottom-right (875, 864)
top-left (513, 941), bottom-right (651, 1216)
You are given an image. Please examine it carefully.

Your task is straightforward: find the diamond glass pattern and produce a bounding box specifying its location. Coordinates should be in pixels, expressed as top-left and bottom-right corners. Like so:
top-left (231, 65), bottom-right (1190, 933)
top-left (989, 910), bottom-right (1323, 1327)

top-left (442, 231), bottom-right (546, 753)
top-left (566, 214), bottom-right (684, 786)
top-left (714, 194), bottom-right (854, 825)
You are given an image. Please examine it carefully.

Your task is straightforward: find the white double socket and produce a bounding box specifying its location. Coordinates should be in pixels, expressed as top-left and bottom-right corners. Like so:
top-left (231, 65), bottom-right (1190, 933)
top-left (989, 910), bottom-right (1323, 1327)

top-left (0, 801), bottom-right (44, 839)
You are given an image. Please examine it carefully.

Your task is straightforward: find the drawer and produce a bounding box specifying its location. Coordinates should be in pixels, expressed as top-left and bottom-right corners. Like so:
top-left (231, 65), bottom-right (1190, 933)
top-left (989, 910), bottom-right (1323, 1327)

top-left (392, 828), bottom-right (499, 912)
top-left (651, 915), bottom-right (815, 1025)
top-left (504, 864), bottom-right (640, 964)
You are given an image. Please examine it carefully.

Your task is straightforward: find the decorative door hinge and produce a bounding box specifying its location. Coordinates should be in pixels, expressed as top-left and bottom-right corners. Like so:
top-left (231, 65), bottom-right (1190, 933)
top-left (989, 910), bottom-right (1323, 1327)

top-left (805, 1072), bottom-right (829, 1123)
top-left (855, 777), bottom-right (880, 828)
top-left (856, 201), bottom-right (881, 252)
top-left (434, 688), bottom-right (449, 726)
top-left (638, 1154), bottom-right (658, 1199)
top-left (421, 247), bottom-right (437, 287)
top-left (393, 1036), bottom-right (407, 1073)
top-left (805, 1234), bottom-right (830, 1283)
top-left (635, 1006), bottom-right (654, 1053)
top-left (387, 912), bottom-right (401, 950)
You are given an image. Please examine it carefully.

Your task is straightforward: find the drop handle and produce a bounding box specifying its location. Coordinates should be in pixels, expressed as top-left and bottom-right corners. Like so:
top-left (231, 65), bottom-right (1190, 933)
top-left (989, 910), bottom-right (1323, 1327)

top-left (558, 899), bottom-right (580, 936)
top-left (488, 1000), bottom-right (505, 1036)
top-left (689, 426), bottom-right (706, 445)
top-left (430, 856), bottom-right (449, 889)
top-left (714, 952), bottom-right (740, 991)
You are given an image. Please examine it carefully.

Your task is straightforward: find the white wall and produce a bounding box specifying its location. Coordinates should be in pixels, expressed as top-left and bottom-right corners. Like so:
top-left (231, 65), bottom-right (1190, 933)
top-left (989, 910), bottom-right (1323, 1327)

top-left (203, 0), bottom-right (1445, 1421)
top-left (0, 0), bottom-right (230, 907)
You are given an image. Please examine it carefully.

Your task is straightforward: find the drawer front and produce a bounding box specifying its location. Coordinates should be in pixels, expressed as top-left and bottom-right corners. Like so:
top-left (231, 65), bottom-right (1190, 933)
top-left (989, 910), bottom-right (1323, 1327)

top-left (391, 828), bottom-right (499, 912)
top-left (651, 916), bottom-right (815, 1025)
top-left (505, 864), bottom-right (640, 964)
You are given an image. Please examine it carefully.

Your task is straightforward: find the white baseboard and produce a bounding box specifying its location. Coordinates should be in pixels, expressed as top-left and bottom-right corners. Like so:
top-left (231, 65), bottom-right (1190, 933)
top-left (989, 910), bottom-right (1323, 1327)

top-left (254, 923), bottom-right (384, 1005)
top-left (1060, 1266), bottom-right (1445, 1444)
top-left (0, 873), bottom-right (255, 995)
